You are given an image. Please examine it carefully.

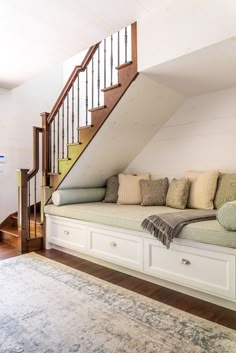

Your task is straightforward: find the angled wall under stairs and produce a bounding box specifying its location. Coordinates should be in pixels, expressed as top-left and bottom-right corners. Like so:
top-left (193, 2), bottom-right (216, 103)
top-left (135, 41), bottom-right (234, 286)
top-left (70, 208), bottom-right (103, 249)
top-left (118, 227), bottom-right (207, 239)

top-left (59, 74), bottom-right (184, 189)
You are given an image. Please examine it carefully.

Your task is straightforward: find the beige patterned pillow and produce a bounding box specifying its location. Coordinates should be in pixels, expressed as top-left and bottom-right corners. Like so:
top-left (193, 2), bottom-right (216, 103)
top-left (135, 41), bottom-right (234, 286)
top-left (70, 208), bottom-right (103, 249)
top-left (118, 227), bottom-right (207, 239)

top-left (117, 173), bottom-right (150, 205)
top-left (166, 178), bottom-right (190, 209)
top-left (214, 173), bottom-right (236, 209)
top-left (186, 170), bottom-right (219, 209)
top-left (140, 178), bottom-right (169, 206)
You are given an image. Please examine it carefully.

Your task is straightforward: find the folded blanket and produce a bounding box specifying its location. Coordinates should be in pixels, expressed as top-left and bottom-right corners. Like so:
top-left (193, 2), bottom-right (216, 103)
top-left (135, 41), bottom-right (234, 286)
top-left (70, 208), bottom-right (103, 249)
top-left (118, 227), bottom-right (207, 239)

top-left (141, 210), bottom-right (217, 249)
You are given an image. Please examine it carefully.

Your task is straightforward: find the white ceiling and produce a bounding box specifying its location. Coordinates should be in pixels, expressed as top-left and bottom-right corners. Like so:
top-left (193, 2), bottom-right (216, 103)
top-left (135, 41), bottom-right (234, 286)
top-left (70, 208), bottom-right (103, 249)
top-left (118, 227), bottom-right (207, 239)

top-left (143, 38), bottom-right (236, 96)
top-left (0, 0), bottom-right (171, 89)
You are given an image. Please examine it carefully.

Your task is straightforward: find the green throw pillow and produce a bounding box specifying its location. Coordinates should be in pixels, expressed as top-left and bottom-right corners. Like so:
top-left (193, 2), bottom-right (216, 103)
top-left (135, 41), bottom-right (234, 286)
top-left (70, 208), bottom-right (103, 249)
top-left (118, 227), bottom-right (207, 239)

top-left (140, 178), bottom-right (169, 206)
top-left (217, 201), bottom-right (236, 231)
top-left (214, 173), bottom-right (236, 209)
top-left (166, 178), bottom-right (190, 209)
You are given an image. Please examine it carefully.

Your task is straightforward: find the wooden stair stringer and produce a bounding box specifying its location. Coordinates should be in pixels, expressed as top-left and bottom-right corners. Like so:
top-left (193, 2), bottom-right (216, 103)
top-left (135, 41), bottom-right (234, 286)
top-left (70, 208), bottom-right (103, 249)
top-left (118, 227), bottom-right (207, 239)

top-left (51, 63), bottom-right (138, 191)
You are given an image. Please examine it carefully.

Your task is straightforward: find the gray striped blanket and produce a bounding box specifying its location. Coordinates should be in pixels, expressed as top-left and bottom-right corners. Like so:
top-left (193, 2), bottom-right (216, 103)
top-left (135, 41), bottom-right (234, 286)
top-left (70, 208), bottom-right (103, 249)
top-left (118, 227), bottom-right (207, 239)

top-left (141, 210), bottom-right (217, 249)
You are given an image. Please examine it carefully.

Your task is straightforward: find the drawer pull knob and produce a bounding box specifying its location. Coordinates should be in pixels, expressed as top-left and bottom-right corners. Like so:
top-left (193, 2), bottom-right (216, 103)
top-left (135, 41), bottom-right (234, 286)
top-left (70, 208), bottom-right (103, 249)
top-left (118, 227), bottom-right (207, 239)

top-left (180, 258), bottom-right (191, 265)
top-left (110, 241), bottom-right (117, 247)
top-left (64, 230), bottom-right (70, 236)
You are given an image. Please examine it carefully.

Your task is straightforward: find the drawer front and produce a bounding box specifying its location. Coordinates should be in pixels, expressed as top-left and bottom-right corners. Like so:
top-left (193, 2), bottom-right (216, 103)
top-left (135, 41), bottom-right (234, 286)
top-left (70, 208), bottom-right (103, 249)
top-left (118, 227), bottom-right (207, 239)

top-left (48, 218), bottom-right (88, 252)
top-left (144, 240), bottom-right (236, 300)
top-left (89, 228), bottom-right (143, 270)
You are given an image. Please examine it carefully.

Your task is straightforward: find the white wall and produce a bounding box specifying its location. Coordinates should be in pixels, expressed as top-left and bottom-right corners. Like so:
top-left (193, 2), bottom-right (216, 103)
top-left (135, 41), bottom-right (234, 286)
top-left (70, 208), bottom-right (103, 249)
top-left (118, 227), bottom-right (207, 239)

top-left (63, 49), bottom-right (87, 84)
top-left (126, 87), bottom-right (236, 178)
top-left (138, 0), bottom-right (236, 72)
top-left (0, 65), bottom-right (63, 223)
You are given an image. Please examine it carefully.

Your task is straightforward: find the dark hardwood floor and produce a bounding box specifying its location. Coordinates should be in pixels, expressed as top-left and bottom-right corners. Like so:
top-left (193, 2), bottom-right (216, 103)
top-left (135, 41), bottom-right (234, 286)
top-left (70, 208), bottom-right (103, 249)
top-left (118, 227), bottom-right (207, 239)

top-left (0, 241), bottom-right (235, 330)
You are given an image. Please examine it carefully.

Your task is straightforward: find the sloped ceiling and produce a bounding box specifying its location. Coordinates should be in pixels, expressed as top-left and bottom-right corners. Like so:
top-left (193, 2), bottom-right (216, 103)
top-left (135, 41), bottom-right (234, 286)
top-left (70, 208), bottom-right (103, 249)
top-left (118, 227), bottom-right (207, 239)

top-left (60, 74), bottom-right (184, 189)
top-left (0, 0), bottom-right (173, 89)
top-left (143, 38), bottom-right (236, 96)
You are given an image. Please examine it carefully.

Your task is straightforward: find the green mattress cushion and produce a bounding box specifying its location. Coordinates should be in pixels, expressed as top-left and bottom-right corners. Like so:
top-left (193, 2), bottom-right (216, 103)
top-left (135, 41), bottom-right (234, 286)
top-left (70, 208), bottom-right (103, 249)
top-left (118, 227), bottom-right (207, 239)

top-left (44, 203), bottom-right (236, 248)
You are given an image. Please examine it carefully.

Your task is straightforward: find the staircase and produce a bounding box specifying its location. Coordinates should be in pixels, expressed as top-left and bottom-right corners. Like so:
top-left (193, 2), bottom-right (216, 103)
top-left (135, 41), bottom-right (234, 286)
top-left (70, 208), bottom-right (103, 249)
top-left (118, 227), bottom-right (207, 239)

top-left (0, 23), bottom-right (138, 253)
top-left (0, 208), bottom-right (43, 252)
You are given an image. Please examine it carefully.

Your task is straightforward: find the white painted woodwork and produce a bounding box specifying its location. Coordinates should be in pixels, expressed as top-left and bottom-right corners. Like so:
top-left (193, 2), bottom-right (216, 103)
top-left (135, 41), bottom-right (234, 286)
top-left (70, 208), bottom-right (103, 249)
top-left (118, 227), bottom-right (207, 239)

top-left (89, 227), bottom-right (143, 270)
top-left (46, 214), bottom-right (236, 305)
top-left (144, 240), bottom-right (236, 300)
top-left (60, 74), bottom-right (184, 189)
top-left (47, 216), bottom-right (88, 252)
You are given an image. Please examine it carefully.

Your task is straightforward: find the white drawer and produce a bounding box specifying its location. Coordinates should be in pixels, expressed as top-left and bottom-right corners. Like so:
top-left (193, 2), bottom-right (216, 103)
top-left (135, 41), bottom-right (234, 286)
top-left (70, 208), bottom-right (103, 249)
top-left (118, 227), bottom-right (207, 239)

top-left (48, 217), bottom-right (88, 252)
top-left (144, 239), bottom-right (236, 300)
top-left (88, 227), bottom-right (143, 270)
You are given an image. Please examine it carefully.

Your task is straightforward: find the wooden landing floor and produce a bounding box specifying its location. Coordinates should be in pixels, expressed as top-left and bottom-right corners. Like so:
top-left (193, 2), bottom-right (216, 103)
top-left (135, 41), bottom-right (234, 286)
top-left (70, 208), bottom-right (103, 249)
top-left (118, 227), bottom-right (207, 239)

top-left (0, 242), bottom-right (235, 330)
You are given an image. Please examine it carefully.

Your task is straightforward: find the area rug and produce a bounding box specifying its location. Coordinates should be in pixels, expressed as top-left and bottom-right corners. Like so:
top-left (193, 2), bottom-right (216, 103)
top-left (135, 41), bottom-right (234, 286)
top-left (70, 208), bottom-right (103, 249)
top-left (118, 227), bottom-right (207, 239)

top-left (0, 254), bottom-right (235, 353)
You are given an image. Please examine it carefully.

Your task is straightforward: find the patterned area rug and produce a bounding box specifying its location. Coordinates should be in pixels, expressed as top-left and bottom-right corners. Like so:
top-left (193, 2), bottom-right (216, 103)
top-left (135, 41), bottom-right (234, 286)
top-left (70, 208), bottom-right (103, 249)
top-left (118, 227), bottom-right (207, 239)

top-left (0, 253), bottom-right (235, 353)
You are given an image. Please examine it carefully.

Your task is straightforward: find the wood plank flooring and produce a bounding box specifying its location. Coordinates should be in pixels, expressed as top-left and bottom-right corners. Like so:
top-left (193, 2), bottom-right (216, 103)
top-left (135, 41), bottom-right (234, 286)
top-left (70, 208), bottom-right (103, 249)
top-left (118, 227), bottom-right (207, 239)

top-left (0, 242), bottom-right (235, 330)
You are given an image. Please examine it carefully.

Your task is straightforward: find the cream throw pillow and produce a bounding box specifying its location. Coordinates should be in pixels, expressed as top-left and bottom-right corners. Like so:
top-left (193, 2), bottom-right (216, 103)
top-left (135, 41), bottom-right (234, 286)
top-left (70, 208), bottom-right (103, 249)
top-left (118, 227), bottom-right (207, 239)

top-left (118, 173), bottom-right (150, 205)
top-left (186, 170), bottom-right (219, 209)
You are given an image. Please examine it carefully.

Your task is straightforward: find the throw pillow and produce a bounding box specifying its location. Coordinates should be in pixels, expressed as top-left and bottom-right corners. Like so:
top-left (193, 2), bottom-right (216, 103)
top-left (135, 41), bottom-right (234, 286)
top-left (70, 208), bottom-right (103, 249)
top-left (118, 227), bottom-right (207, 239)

top-left (117, 173), bottom-right (150, 205)
top-left (166, 178), bottom-right (190, 209)
top-left (140, 178), bottom-right (169, 206)
top-left (186, 170), bottom-right (219, 209)
top-left (217, 200), bottom-right (236, 231)
top-left (103, 175), bottom-right (119, 203)
top-left (214, 173), bottom-right (236, 209)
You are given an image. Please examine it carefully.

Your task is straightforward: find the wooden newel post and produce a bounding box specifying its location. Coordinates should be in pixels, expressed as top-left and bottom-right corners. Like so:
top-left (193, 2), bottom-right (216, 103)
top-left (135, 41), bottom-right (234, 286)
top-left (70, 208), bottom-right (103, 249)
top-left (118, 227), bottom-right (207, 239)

top-left (131, 22), bottom-right (137, 72)
top-left (17, 168), bottom-right (29, 253)
top-left (41, 112), bottom-right (50, 187)
top-left (41, 112), bottom-right (51, 224)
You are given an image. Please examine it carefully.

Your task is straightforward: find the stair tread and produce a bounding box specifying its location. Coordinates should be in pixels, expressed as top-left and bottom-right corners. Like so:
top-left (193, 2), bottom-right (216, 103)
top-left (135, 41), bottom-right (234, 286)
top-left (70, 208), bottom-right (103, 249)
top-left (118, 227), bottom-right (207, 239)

top-left (116, 61), bottom-right (133, 70)
top-left (67, 142), bottom-right (82, 146)
top-left (0, 225), bottom-right (18, 237)
top-left (101, 83), bottom-right (121, 92)
top-left (12, 212), bottom-right (41, 224)
top-left (78, 125), bottom-right (93, 130)
top-left (88, 105), bottom-right (106, 112)
top-left (48, 172), bottom-right (61, 176)
top-left (58, 158), bottom-right (71, 161)
top-left (0, 224), bottom-right (43, 239)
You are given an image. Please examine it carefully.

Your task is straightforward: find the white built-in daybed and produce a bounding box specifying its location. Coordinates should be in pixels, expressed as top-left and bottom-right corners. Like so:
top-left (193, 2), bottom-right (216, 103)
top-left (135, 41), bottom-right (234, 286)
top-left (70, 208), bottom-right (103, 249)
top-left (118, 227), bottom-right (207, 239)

top-left (45, 38), bottom-right (236, 310)
top-left (44, 201), bottom-right (236, 311)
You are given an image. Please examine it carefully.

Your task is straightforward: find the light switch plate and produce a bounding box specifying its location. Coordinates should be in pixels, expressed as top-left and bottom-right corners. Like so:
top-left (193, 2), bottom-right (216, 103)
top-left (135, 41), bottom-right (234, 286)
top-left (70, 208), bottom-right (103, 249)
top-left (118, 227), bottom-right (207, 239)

top-left (0, 155), bottom-right (6, 163)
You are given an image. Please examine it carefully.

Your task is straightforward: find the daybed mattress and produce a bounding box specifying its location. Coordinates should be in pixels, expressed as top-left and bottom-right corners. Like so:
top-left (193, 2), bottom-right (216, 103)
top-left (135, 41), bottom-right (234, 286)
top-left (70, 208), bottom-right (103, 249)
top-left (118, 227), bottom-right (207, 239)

top-left (44, 203), bottom-right (236, 249)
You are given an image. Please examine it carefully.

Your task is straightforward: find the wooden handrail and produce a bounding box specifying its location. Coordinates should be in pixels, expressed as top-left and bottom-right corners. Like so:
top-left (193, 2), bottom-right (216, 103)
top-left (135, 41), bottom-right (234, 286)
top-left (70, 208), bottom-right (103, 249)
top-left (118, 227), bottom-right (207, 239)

top-left (28, 126), bottom-right (43, 180)
top-left (47, 43), bottom-right (100, 124)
